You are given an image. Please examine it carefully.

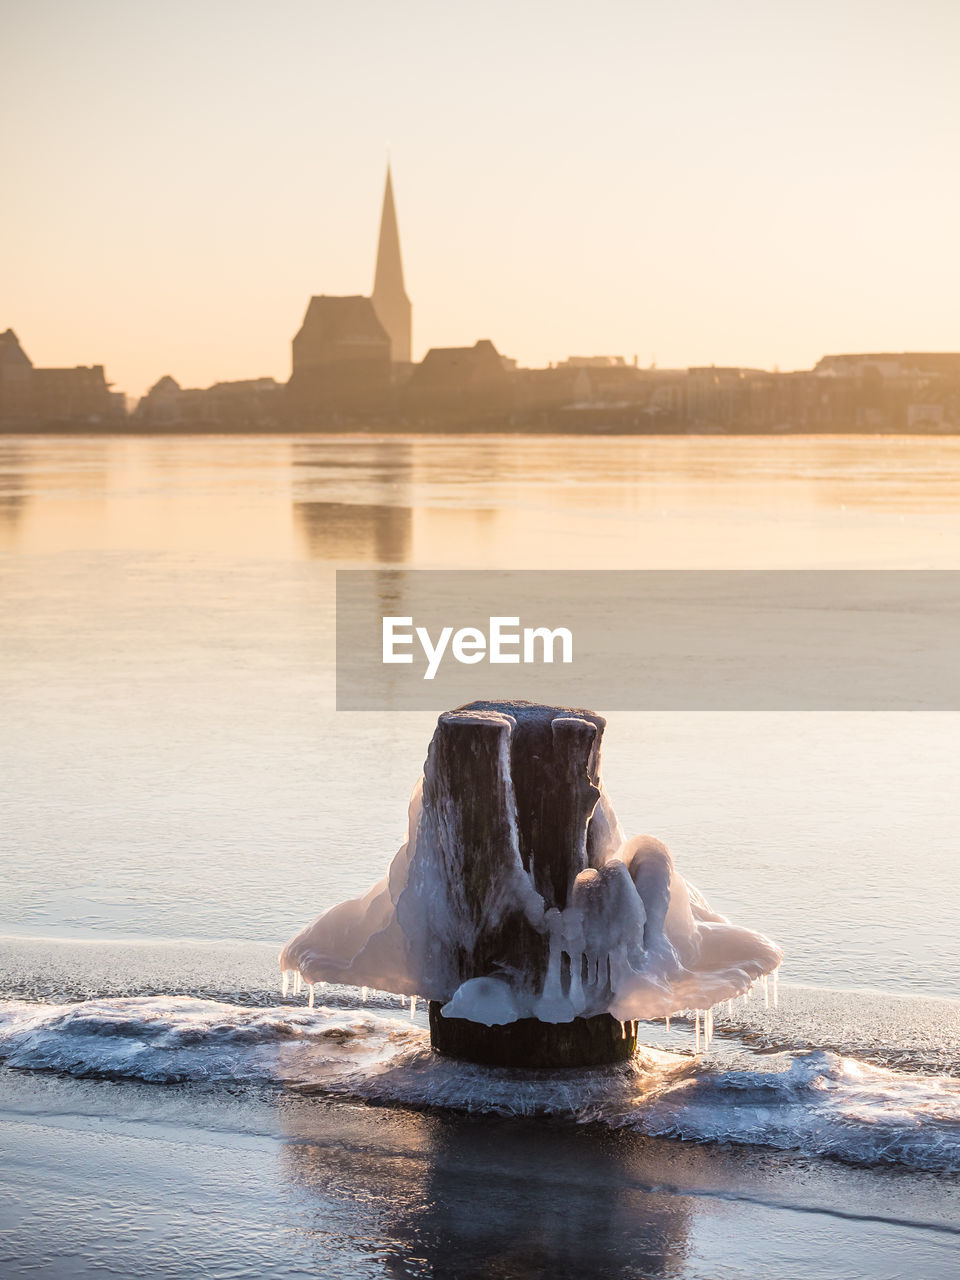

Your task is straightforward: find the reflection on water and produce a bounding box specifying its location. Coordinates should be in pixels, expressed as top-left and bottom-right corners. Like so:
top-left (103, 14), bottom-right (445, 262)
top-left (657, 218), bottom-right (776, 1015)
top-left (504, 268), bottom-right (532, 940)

top-left (274, 1084), bottom-right (960, 1278)
top-left (295, 501), bottom-right (413, 562)
top-left (282, 1109), bottom-right (691, 1279)
top-left (3, 431), bottom-right (960, 565)
top-left (294, 439), bottom-right (415, 562)
top-left (379, 1120), bottom-right (690, 1280)
top-left (5, 1069), bottom-right (956, 1280)
top-left (0, 442), bottom-right (29, 536)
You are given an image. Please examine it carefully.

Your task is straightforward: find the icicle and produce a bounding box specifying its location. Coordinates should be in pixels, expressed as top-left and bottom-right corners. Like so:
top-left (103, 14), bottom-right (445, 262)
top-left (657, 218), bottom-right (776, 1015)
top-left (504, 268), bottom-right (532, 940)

top-left (772, 967), bottom-right (780, 1008)
top-left (293, 971), bottom-right (302, 996)
top-left (762, 974), bottom-right (769, 1008)
top-left (361, 986), bottom-right (368, 1004)
top-left (409, 994), bottom-right (417, 1020)
top-left (694, 1009), bottom-right (701, 1054)
top-left (620, 1020), bottom-right (626, 1039)
top-left (665, 1014), bottom-right (671, 1032)
top-left (308, 983), bottom-right (315, 1009)
top-left (281, 970), bottom-right (289, 999)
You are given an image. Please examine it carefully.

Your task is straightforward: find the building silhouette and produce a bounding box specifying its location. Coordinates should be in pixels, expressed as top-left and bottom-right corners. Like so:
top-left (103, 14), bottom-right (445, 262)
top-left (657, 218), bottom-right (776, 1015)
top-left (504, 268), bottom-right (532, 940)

top-left (284, 168), bottom-right (411, 422)
top-left (0, 329), bottom-right (33, 420)
top-left (371, 166), bottom-right (412, 365)
top-left (135, 374), bottom-right (282, 427)
top-left (287, 295), bottom-right (391, 417)
top-left (9, 159), bottom-right (960, 435)
top-left (405, 339), bottom-right (512, 423)
top-left (0, 329), bottom-right (122, 425)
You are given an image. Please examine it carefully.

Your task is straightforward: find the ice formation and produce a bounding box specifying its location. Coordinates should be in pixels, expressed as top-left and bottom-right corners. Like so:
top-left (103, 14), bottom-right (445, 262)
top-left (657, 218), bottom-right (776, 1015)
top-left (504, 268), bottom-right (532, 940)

top-left (5, 999), bottom-right (959, 1172)
top-left (279, 702), bottom-right (782, 1028)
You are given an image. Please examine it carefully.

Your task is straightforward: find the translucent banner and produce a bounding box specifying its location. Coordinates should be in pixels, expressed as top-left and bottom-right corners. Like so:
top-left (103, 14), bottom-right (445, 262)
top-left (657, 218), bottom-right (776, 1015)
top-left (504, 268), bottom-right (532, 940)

top-left (336, 570), bottom-right (960, 711)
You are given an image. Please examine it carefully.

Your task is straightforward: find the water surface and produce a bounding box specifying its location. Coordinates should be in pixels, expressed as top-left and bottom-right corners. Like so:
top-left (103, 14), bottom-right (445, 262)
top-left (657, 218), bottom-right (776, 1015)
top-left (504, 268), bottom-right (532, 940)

top-left (4, 433), bottom-right (960, 1277)
top-left (2, 433), bottom-right (958, 995)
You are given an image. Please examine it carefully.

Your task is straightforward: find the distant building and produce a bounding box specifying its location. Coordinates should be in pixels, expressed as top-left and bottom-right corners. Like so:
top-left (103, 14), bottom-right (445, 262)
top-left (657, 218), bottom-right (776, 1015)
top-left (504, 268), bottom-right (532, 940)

top-left (557, 356), bottom-right (628, 369)
top-left (371, 167), bottom-right (412, 365)
top-left (405, 339), bottom-right (512, 422)
top-left (32, 366), bottom-right (118, 421)
top-left (135, 374), bottom-right (282, 427)
top-left (814, 353), bottom-right (960, 379)
top-left (136, 375), bottom-right (184, 425)
top-left (0, 330), bottom-right (33, 421)
top-left (291, 295), bottom-right (391, 374)
top-left (907, 402), bottom-right (945, 429)
top-left (685, 367), bottom-right (762, 428)
top-left (0, 328), bottom-right (122, 425)
top-left (287, 295), bottom-right (391, 418)
top-left (285, 166), bottom-right (413, 422)
top-left (809, 353), bottom-right (960, 430)
top-left (203, 377), bottom-right (282, 427)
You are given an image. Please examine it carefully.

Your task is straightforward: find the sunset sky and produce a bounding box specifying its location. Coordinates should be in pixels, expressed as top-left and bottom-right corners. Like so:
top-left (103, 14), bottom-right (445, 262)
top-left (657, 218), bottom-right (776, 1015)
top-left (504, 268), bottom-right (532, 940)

top-left (3, 0), bottom-right (959, 399)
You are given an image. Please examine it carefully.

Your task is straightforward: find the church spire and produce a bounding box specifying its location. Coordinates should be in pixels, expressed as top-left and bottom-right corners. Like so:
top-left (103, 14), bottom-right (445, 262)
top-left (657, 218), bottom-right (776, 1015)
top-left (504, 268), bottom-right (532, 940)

top-left (371, 166), bottom-right (412, 364)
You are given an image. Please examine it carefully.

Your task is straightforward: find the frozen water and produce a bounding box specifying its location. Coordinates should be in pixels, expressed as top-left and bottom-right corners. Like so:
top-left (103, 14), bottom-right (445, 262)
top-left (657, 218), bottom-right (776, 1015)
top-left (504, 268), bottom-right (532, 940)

top-left (3, 996), bottom-right (960, 1174)
top-left (441, 976), bottom-right (523, 1025)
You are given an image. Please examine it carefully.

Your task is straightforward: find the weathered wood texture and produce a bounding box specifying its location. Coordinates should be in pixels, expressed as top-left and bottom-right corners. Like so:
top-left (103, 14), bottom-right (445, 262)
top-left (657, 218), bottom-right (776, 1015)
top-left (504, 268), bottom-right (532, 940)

top-left (427, 700), bottom-right (634, 1067)
top-left (430, 1000), bottom-right (637, 1068)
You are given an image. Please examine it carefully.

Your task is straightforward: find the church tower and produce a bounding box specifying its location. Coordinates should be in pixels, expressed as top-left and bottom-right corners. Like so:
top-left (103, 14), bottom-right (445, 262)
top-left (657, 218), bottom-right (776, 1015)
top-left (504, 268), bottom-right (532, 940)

top-left (371, 166), bottom-right (412, 365)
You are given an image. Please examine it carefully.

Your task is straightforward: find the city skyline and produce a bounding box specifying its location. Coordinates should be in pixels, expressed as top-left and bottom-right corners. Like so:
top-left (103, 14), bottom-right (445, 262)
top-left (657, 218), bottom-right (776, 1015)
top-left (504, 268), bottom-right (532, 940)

top-left (4, 160), bottom-right (960, 433)
top-left (3, 1), bottom-right (960, 399)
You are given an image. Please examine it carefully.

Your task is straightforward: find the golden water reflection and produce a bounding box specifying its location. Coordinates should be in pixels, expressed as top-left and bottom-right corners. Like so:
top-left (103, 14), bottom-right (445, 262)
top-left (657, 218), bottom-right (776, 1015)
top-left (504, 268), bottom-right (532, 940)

top-left (2, 433), bottom-right (960, 568)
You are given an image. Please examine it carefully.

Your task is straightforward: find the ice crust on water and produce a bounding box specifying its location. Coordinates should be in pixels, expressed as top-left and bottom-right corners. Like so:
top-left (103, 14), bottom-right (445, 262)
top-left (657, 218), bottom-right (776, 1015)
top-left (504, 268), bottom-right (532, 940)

top-left (279, 708), bottom-right (781, 1027)
top-left (4, 997), bottom-right (960, 1173)
top-left (0, 996), bottom-right (423, 1086)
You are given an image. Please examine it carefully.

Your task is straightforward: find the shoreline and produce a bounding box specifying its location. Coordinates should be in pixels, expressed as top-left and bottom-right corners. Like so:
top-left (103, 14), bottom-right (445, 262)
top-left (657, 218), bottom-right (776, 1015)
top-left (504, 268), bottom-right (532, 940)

top-left (2, 1068), bottom-right (958, 1279)
top-left (4, 425), bottom-right (960, 438)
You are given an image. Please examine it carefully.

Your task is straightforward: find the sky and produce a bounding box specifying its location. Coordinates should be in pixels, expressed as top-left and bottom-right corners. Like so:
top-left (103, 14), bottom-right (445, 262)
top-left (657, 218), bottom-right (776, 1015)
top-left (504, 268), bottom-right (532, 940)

top-left (2, 0), bottom-right (959, 399)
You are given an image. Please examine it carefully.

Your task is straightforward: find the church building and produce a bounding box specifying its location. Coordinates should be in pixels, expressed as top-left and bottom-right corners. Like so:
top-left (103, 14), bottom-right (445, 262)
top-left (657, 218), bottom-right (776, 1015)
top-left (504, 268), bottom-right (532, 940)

top-left (287, 168), bottom-right (412, 419)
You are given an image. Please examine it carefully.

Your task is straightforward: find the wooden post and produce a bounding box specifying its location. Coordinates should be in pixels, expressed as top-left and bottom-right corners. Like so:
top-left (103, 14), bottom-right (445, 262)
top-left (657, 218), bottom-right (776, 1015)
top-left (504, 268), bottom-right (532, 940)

top-left (423, 700), bottom-right (636, 1068)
